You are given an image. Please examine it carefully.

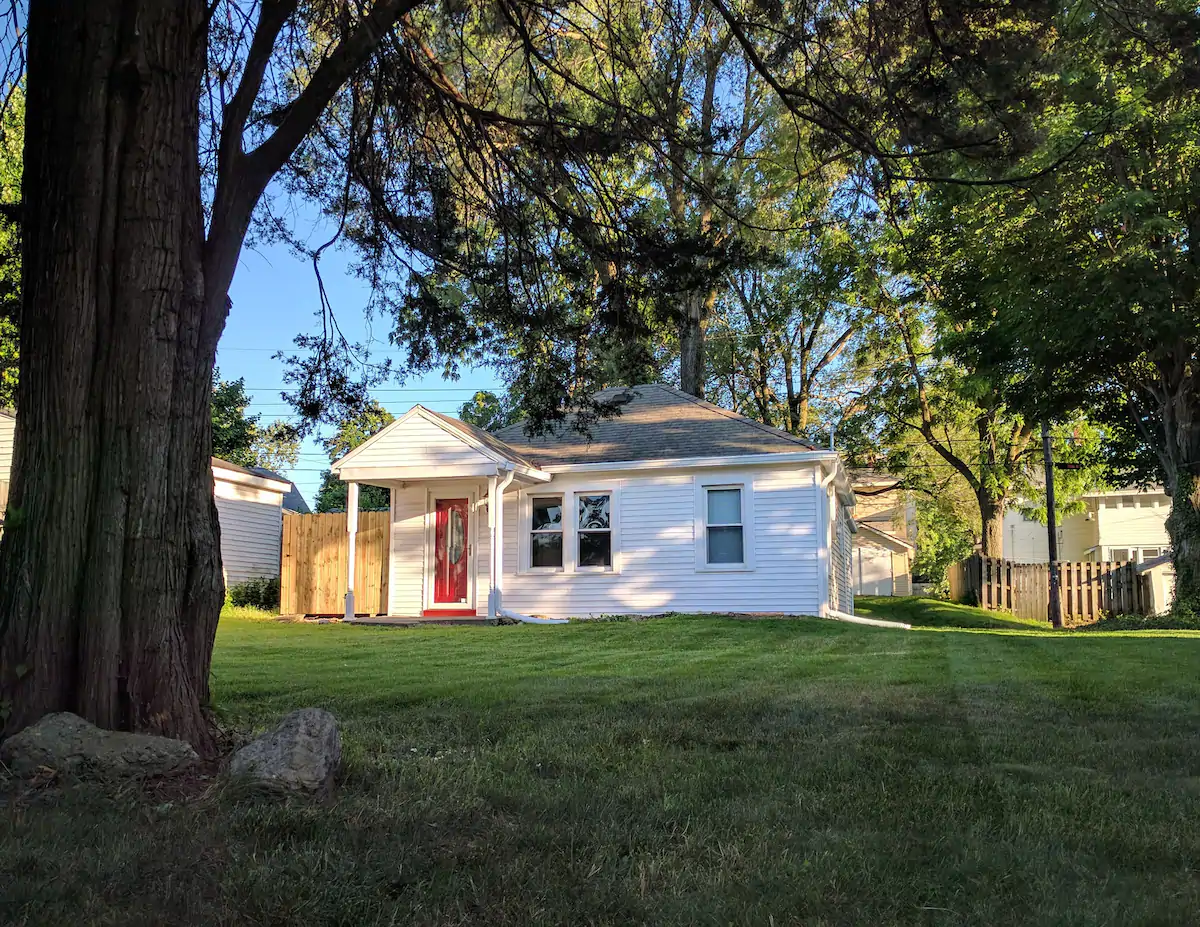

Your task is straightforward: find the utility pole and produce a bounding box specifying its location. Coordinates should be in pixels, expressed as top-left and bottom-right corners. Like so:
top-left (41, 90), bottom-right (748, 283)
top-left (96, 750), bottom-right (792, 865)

top-left (1042, 423), bottom-right (1063, 628)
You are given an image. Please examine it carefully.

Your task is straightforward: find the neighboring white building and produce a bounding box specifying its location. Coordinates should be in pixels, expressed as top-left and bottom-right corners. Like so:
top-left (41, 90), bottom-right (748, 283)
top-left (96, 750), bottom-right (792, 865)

top-left (850, 472), bottom-right (915, 596)
top-left (1002, 488), bottom-right (1171, 564)
top-left (331, 384), bottom-right (857, 620)
top-left (0, 408), bottom-right (13, 516)
top-left (0, 410), bottom-right (291, 585)
top-left (211, 458), bottom-right (292, 585)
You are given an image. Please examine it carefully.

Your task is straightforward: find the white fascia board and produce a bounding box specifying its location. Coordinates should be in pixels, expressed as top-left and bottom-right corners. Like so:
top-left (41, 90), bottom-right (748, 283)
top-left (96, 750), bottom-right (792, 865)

top-left (211, 464), bottom-right (290, 494)
top-left (541, 450), bottom-right (838, 474)
top-left (338, 462), bottom-right (504, 482)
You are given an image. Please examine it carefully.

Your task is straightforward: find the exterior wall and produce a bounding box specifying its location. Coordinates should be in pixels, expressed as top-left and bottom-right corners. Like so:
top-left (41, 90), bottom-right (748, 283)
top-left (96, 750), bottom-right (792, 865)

top-left (502, 464), bottom-right (822, 617)
top-left (829, 501), bottom-right (854, 613)
top-left (0, 412), bottom-right (13, 483)
top-left (214, 476), bottom-right (285, 585)
top-left (387, 462), bottom-right (830, 618)
top-left (0, 412), bottom-right (13, 517)
top-left (891, 551), bottom-right (912, 595)
top-left (1003, 492), bottom-right (1168, 563)
top-left (342, 415), bottom-right (495, 470)
top-left (1095, 492), bottom-right (1170, 559)
top-left (387, 478), bottom-right (489, 616)
top-left (852, 484), bottom-right (915, 542)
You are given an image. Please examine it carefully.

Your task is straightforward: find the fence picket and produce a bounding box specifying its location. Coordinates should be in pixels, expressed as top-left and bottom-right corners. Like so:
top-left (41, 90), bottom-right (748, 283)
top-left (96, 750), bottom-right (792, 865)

top-left (951, 553), bottom-right (1151, 622)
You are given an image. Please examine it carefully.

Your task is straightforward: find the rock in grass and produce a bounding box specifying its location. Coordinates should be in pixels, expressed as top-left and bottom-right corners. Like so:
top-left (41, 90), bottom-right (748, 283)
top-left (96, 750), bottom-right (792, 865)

top-left (229, 708), bottom-right (341, 794)
top-left (0, 712), bottom-right (198, 778)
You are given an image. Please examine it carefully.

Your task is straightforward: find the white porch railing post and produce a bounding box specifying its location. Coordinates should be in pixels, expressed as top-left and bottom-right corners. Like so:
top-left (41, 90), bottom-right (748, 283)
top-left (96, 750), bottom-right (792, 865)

top-left (345, 481), bottom-right (359, 620)
top-left (487, 474), bottom-right (499, 620)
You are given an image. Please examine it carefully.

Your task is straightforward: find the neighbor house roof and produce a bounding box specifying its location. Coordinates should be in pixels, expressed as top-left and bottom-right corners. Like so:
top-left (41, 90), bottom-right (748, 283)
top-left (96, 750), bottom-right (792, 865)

top-left (490, 383), bottom-right (815, 467)
top-left (211, 457), bottom-right (292, 493)
top-left (250, 466), bottom-right (312, 513)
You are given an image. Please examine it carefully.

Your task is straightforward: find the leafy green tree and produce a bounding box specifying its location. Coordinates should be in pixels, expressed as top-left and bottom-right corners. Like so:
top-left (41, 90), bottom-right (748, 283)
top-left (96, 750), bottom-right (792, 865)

top-left (912, 496), bottom-right (976, 596)
top-left (458, 390), bottom-right (515, 432)
top-left (900, 5), bottom-right (1200, 606)
top-left (210, 374), bottom-right (260, 468)
top-left (0, 85), bottom-right (22, 409)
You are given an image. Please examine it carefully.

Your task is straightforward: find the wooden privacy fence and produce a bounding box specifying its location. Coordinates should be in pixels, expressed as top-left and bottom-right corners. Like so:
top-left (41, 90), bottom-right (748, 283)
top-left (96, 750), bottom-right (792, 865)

top-left (949, 554), bottom-right (1152, 622)
top-left (281, 512), bottom-right (390, 615)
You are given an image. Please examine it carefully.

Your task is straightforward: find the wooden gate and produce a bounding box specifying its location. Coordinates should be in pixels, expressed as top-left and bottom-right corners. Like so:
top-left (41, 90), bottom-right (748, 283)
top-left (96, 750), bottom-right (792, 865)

top-left (949, 554), bottom-right (1153, 623)
top-left (281, 512), bottom-right (391, 615)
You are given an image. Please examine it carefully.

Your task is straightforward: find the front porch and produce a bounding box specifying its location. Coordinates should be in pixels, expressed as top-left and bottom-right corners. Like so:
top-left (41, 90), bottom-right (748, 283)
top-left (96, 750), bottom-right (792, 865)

top-left (331, 405), bottom-right (552, 622)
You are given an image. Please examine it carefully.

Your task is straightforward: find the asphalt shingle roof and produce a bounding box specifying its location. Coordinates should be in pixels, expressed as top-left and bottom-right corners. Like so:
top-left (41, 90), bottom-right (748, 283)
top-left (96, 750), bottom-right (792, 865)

top-left (490, 383), bottom-right (814, 467)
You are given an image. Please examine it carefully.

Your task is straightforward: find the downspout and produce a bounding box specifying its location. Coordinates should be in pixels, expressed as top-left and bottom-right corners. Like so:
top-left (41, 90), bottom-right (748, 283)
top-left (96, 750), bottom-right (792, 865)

top-left (489, 466), bottom-right (518, 620)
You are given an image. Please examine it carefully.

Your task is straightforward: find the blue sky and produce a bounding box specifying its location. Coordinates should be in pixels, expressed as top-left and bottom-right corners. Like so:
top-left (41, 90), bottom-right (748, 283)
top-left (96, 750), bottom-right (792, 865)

top-left (219, 238), bottom-right (500, 506)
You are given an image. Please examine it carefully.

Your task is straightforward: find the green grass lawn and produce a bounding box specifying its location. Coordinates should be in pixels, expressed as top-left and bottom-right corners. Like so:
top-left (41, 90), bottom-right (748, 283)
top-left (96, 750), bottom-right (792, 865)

top-left (4, 602), bottom-right (1200, 925)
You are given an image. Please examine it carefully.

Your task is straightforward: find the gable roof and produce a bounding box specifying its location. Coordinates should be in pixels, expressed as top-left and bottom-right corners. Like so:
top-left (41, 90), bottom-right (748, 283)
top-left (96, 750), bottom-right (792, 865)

top-left (249, 466), bottom-right (312, 513)
top-left (421, 407), bottom-right (541, 470)
top-left (331, 404), bottom-right (544, 475)
top-left (490, 383), bottom-right (815, 467)
top-left (211, 457), bottom-right (291, 493)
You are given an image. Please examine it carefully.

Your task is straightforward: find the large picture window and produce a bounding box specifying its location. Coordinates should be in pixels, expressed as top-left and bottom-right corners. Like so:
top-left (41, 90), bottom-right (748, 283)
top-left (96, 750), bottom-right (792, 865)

top-left (577, 493), bottom-right (612, 568)
top-left (530, 496), bottom-right (564, 568)
top-left (706, 487), bottom-right (744, 564)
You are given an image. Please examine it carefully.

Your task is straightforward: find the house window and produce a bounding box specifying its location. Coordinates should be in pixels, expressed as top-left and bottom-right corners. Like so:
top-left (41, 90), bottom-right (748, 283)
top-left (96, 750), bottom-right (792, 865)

top-left (1110, 548), bottom-right (1132, 563)
top-left (706, 487), bottom-right (744, 564)
top-left (530, 496), bottom-right (564, 568)
top-left (577, 493), bottom-right (612, 568)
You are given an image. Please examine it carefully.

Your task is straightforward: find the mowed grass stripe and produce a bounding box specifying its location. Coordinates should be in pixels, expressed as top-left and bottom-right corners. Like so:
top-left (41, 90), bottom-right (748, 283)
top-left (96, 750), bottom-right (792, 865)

top-left (3, 602), bottom-right (1199, 925)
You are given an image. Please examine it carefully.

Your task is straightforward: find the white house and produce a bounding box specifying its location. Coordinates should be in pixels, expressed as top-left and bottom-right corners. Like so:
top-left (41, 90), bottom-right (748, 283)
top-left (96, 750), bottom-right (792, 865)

top-left (850, 471), bottom-right (915, 596)
top-left (211, 458), bottom-right (292, 585)
top-left (1002, 488), bottom-right (1172, 564)
top-left (331, 384), bottom-right (857, 621)
top-left (0, 408), bottom-right (13, 515)
top-left (0, 409), bottom-right (291, 586)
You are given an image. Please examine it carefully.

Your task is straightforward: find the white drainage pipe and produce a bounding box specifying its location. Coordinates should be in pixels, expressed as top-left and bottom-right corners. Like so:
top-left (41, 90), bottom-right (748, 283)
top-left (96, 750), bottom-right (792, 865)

top-left (826, 609), bottom-right (911, 630)
top-left (499, 607), bottom-right (570, 625)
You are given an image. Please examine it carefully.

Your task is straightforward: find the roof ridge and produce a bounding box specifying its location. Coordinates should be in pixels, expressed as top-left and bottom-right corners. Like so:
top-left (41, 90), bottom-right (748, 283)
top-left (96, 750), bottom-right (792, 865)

top-left (650, 383), bottom-right (815, 449)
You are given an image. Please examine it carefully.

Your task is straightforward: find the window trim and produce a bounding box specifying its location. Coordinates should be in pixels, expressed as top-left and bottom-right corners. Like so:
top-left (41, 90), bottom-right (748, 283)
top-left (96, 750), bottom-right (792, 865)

top-left (518, 485), bottom-right (621, 574)
top-left (694, 478), bottom-right (754, 572)
top-left (573, 489), bottom-right (618, 573)
top-left (528, 494), bottom-right (565, 571)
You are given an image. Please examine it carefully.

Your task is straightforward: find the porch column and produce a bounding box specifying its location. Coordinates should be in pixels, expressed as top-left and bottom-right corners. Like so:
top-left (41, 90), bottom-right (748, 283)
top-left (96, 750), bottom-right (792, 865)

top-left (487, 474), bottom-right (499, 620)
top-left (345, 481), bottom-right (359, 620)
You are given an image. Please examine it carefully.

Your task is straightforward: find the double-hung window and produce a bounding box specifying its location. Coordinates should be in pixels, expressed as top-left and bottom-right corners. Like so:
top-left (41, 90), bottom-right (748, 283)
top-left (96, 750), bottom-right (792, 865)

top-left (695, 479), bottom-right (752, 570)
top-left (576, 493), bottom-right (613, 568)
top-left (706, 487), bottom-right (745, 565)
top-left (530, 496), bottom-right (564, 568)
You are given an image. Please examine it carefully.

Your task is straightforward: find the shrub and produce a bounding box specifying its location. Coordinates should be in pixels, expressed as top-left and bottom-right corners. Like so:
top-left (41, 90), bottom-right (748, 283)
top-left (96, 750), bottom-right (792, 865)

top-left (228, 575), bottom-right (280, 612)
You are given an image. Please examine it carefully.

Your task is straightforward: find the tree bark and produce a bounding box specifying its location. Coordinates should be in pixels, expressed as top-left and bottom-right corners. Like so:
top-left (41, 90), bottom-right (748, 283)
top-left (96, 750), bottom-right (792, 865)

top-left (1165, 468), bottom-right (1200, 611)
top-left (979, 494), bottom-right (1006, 557)
top-left (679, 289), bottom-right (712, 398)
top-left (0, 0), bottom-right (223, 751)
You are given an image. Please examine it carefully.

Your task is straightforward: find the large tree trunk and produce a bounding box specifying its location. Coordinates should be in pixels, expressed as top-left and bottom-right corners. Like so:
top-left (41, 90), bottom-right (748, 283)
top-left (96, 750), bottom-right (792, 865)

top-left (1165, 467), bottom-right (1200, 612)
top-left (679, 288), bottom-right (715, 399)
top-left (979, 494), bottom-right (1006, 557)
top-left (0, 0), bottom-right (224, 751)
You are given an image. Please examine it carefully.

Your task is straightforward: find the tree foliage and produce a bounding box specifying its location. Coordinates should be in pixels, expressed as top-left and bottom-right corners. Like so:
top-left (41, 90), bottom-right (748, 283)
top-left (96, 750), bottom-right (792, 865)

top-left (314, 401), bottom-right (395, 513)
top-left (210, 371), bottom-right (299, 472)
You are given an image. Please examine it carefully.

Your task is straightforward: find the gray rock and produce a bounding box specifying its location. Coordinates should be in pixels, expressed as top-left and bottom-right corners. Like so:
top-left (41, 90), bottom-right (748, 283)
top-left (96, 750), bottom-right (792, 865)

top-left (0, 712), bottom-right (198, 778)
top-left (229, 708), bottom-right (341, 794)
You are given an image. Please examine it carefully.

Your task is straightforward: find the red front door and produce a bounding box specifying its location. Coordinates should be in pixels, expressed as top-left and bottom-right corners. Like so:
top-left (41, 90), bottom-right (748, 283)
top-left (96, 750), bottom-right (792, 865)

top-left (433, 498), bottom-right (470, 606)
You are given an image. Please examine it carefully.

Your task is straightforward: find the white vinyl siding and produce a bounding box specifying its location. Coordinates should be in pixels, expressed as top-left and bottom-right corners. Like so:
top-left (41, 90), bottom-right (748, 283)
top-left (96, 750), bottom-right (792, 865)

top-left (213, 477), bottom-right (285, 585)
top-left (340, 414), bottom-right (496, 470)
top-left (499, 464), bottom-right (823, 618)
top-left (0, 413), bottom-right (13, 484)
top-left (387, 479), bottom-right (491, 616)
